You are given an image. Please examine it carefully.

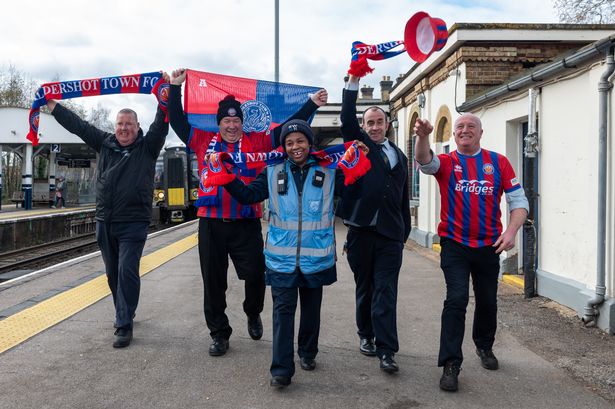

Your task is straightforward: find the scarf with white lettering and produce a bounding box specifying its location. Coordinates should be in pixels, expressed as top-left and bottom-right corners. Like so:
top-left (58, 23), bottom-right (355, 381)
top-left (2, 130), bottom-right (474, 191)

top-left (203, 141), bottom-right (371, 188)
top-left (27, 71), bottom-right (169, 146)
top-left (348, 40), bottom-right (405, 78)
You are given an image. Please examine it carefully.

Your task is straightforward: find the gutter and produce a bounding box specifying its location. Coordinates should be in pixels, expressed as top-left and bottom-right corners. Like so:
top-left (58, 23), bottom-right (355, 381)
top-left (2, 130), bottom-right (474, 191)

top-left (582, 46), bottom-right (615, 325)
top-left (457, 35), bottom-right (615, 112)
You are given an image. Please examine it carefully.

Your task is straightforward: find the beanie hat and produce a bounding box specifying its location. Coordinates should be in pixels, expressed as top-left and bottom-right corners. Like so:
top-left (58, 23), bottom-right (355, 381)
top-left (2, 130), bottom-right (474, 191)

top-left (279, 119), bottom-right (314, 146)
top-left (216, 95), bottom-right (243, 124)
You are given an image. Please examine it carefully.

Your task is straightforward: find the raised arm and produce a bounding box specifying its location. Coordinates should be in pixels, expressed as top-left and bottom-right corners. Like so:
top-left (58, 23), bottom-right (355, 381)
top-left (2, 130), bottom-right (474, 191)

top-left (48, 100), bottom-right (107, 151)
top-left (168, 69), bottom-right (192, 144)
top-left (144, 106), bottom-right (169, 157)
top-left (414, 118), bottom-right (434, 165)
top-left (340, 75), bottom-right (363, 142)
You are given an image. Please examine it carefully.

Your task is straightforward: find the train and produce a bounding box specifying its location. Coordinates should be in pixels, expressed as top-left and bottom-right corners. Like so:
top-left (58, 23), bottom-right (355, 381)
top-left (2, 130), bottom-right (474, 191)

top-left (153, 146), bottom-right (199, 224)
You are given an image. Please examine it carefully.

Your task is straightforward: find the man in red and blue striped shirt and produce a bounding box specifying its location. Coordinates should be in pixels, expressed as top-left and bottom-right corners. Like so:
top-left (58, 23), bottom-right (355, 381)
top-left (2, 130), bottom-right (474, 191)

top-left (414, 113), bottom-right (528, 392)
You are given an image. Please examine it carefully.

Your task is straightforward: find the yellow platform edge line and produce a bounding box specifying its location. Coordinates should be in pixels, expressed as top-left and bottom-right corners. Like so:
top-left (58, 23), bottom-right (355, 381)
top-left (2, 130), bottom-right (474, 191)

top-left (502, 274), bottom-right (524, 289)
top-left (0, 233), bottom-right (197, 355)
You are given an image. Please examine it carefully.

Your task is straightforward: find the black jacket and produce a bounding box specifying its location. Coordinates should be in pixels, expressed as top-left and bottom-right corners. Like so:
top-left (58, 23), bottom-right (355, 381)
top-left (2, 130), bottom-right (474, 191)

top-left (52, 104), bottom-right (168, 223)
top-left (338, 88), bottom-right (411, 242)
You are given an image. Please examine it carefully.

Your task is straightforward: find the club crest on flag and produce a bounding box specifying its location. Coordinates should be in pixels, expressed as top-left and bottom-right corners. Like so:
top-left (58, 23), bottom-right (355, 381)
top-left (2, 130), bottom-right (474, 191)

top-left (184, 69), bottom-right (320, 133)
top-left (241, 100), bottom-right (272, 132)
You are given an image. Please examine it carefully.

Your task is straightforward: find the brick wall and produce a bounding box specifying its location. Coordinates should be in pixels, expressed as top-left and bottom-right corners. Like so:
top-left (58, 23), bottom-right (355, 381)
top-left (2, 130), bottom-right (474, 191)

top-left (391, 42), bottom-right (588, 117)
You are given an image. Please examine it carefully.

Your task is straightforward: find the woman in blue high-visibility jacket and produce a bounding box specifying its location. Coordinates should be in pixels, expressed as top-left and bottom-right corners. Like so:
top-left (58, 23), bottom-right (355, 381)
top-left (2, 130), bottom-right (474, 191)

top-left (221, 119), bottom-right (367, 388)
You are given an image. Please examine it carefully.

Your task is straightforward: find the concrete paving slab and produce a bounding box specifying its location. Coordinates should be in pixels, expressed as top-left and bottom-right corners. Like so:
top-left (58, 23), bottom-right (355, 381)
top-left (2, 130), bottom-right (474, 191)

top-left (0, 221), bottom-right (612, 409)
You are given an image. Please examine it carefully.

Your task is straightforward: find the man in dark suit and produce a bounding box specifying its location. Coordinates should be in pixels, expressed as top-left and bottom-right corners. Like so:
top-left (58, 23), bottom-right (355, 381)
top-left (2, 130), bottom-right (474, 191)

top-left (339, 74), bottom-right (411, 373)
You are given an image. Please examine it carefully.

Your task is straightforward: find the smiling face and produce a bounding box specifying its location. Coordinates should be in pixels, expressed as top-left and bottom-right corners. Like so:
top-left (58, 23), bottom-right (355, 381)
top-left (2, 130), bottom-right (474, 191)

top-left (114, 111), bottom-right (140, 147)
top-left (454, 113), bottom-right (483, 155)
top-left (362, 107), bottom-right (389, 144)
top-left (284, 132), bottom-right (311, 167)
top-left (219, 116), bottom-right (243, 143)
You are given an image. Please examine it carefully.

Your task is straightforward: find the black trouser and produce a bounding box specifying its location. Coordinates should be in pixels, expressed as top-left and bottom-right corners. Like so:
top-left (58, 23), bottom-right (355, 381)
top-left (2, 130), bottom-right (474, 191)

top-left (270, 286), bottom-right (323, 378)
top-left (346, 227), bottom-right (403, 356)
top-left (198, 217), bottom-right (266, 340)
top-left (438, 237), bottom-right (501, 367)
top-left (96, 221), bottom-right (149, 330)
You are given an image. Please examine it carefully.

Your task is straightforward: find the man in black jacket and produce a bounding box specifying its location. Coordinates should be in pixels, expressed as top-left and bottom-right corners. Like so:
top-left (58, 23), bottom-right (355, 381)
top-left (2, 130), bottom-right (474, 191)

top-left (339, 74), bottom-right (411, 373)
top-left (47, 98), bottom-right (168, 348)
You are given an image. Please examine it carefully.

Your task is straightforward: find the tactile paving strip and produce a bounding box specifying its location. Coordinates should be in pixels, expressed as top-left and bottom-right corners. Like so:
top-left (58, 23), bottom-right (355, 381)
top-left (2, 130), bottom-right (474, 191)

top-left (0, 233), bottom-right (197, 354)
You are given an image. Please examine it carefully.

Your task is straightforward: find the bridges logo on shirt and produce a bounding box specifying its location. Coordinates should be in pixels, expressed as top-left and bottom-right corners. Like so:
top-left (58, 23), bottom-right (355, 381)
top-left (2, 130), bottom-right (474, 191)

top-left (241, 100), bottom-right (272, 132)
top-left (455, 179), bottom-right (494, 195)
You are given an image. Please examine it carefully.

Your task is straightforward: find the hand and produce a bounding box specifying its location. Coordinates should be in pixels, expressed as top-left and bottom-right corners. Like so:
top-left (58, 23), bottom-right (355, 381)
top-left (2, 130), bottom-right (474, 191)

top-left (161, 71), bottom-right (171, 83)
top-left (171, 68), bottom-right (187, 85)
top-left (354, 140), bottom-right (369, 154)
top-left (414, 118), bottom-right (433, 139)
top-left (311, 89), bottom-right (328, 106)
top-left (347, 74), bottom-right (360, 84)
top-left (46, 99), bottom-right (57, 112)
top-left (493, 229), bottom-right (517, 254)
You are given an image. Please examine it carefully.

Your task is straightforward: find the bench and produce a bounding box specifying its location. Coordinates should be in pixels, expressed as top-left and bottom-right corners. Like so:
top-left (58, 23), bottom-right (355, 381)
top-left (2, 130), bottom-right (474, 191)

top-left (33, 192), bottom-right (54, 207)
top-left (10, 192), bottom-right (24, 208)
top-left (9, 192), bottom-right (54, 208)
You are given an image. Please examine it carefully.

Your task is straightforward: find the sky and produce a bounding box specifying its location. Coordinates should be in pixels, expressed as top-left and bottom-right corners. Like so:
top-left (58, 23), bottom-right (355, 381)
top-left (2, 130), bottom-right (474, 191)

top-left (1, 0), bottom-right (559, 145)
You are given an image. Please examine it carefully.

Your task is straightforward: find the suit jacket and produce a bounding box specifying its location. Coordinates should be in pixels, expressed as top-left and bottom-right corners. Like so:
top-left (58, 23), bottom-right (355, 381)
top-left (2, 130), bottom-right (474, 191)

top-left (338, 88), bottom-right (411, 242)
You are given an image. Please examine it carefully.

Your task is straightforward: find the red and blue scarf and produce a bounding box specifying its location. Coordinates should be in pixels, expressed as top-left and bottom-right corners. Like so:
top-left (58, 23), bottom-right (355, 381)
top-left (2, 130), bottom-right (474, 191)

top-left (203, 141), bottom-right (371, 188)
top-left (348, 40), bottom-right (405, 78)
top-left (27, 71), bottom-right (169, 146)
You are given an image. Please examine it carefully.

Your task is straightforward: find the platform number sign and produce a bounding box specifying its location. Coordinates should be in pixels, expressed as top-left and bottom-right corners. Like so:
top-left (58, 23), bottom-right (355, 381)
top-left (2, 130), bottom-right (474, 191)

top-left (50, 144), bottom-right (61, 153)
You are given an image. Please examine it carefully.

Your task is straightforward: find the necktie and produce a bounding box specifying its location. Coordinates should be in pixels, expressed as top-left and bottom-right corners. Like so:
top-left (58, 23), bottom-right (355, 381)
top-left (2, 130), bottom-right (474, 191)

top-left (378, 144), bottom-right (390, 169)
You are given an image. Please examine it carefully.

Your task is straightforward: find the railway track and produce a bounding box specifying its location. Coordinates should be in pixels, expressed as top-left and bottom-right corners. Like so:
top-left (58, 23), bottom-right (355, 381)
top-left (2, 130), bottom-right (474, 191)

top-left (0, 224), bottom-right (172, 281)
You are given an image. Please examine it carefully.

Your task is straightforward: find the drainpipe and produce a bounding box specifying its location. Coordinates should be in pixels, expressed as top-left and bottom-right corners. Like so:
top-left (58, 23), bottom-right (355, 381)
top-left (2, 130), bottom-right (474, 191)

top-left (582, 47), bottom-right (615, 324)
top-left (523, 88), bottom-right (539, 298)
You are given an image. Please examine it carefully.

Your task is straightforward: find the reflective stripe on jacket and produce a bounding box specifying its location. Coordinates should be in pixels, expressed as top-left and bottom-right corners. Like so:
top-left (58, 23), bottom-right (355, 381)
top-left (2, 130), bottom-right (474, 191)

top-left (265, 161), bottom-right (336, 274)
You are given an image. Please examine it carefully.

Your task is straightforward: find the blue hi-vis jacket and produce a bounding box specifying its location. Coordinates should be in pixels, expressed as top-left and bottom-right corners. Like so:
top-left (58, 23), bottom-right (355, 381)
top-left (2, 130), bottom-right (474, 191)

top-left (265, 161), bottom-right (336, 274)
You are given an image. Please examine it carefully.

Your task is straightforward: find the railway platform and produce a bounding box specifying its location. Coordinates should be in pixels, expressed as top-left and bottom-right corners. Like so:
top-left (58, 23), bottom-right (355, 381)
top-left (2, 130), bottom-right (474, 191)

top-left (0, 221), bottom-right (613, 409)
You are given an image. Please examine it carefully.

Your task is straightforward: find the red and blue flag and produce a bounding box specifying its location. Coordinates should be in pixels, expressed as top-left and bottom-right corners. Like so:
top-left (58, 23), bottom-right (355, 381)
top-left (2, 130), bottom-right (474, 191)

top-left (183, 69), bottom-right (321, 133)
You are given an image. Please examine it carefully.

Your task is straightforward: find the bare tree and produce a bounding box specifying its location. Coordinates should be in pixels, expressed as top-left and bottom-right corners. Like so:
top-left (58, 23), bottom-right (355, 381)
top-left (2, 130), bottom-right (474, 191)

top-left (0, 64), bottom-right (37, 108)
top-left (553, 0), bottom-right (615, 23)
top-left (88, 102), bottom-right (114, 132)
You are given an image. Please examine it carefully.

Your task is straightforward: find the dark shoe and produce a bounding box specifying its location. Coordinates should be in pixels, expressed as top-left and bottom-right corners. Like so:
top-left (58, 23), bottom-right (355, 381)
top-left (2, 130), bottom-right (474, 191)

top-left (300, 357), bottom-right (316, 371)
top-left (208, 337), bottom-right (229, 356)
top-left (439, 361), bottom-right (461, 392)
top-left (476, 348), bottom-right (499, 370)
top-left (359, 338), bottom-right (377, 356)
top-left (247, 315), bottom-right (263, 340)
top-left (270, 376), bottom-right (291, 388)
top-left (112, 328), bottom-right (133, 348)
top-left (379, 354), bottom-right (399, 373)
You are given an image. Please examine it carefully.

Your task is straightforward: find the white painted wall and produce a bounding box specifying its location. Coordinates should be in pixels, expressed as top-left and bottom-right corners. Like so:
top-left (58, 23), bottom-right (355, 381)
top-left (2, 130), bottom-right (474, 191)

top-left (537, 65), bottom-right (612, 294)
top-left (410, 60), bottom-right (614, 297)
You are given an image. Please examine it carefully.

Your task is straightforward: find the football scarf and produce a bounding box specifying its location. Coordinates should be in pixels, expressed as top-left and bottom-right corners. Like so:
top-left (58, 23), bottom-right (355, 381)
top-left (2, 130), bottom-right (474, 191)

top-left (203, 141), bottom-right (372, 188)
top-left (27, 71), bottom-right (169, 146)
top-left (348, 40), bottom-right (405, 78)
